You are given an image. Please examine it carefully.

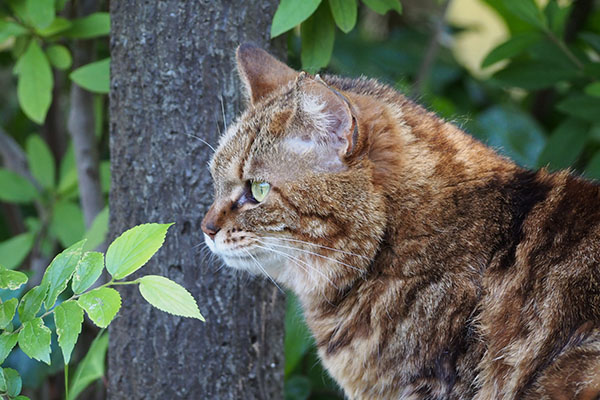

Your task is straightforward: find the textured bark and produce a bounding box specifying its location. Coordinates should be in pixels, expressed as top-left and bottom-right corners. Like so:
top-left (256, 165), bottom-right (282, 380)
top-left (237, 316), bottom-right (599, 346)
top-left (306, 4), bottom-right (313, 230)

top-left (108, 2), bottom-right (285, 399)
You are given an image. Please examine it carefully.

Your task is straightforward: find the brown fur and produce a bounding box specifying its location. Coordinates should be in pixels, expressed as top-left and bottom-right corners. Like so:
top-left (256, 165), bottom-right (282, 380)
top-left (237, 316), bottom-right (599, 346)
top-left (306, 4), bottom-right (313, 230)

top-left (202, 44), bottom-right (600, 399)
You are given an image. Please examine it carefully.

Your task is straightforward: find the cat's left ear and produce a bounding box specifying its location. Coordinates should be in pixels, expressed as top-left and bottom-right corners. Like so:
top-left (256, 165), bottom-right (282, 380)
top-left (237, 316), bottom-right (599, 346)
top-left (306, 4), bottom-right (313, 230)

top-left (236, 43), bottom-right (298, 104)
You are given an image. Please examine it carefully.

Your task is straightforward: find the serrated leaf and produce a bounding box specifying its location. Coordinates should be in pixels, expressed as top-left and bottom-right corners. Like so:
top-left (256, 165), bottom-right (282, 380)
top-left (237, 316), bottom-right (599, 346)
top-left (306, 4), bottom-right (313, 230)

top-left (69, 332), bottom-right (107, 400)
top-left (77, 287), bottom-right (121, 328)
top-left (329, 0), bottom-right (357, 33)
top-left (70, 57), bottom-right (110, 94)
top-left (481, 32), bottom-right (542, 68)
top-left (72, 252), bottom-right (104, 294)
top-left (0, 232), bottom-right (34, 270)
top-left (14, 41), bottom-right (53, 124)
top-left (301, 3), bottom-right (335, 73)
top-left (271, 0), bottom-right (321, 38)
top-left (0, 267), bottom-right (28, 290)
top-left (41, 240), bottom-right (85, 309)
top-left (361, 0), bottom-right (402, 15)
top-left (26, 0), bottom-right (55, 29)
top-left (64, 12), bottom-right (110, 38)
top-left (138, 275), bottom-right (204, 321)
top-left (0, 169), bottom-right (39, 203)
top-left (36, 17), bottom-right (71, 36)
top-left (46, 44), bottom-right (72, 70)
top-left (18, 318), bottom-right (51, 364)
top-left (3, 367), bottom-right (22, 397)
top-left (26, 134), bottom-right (55, 190)
top-left (17, 284), bottom-right (47, 322)
top-left (105, 223), bottom-right (173, 280)
top-left (83, 207), bottom-right (108, 251)
top-left (54, 301), bottom-right (83, 364)
top-left (0, 333), bottom-right (18, 364)
top-left (537, 119), bottom-right (589, 170)
top-left (557, 95), bottom-right (600, 123)
top-left (0, 20), bottom-right (28, 43)
top-left (49, 200), bottom-right (85, 248)
top-left (0, 299), bottom-right (18, 329)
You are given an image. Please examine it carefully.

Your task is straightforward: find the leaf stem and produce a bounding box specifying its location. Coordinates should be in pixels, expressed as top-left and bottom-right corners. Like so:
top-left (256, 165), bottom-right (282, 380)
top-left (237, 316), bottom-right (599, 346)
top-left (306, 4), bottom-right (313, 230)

top-left (64, 363), bottom-right (69, 400)
top-left (545, 29), bottom-right (585, 70)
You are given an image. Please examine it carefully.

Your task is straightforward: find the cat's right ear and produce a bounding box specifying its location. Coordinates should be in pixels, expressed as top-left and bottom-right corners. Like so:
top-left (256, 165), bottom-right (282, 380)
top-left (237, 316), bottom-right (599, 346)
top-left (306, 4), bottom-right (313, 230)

top-left (236, 44), bottom-right (298, 104)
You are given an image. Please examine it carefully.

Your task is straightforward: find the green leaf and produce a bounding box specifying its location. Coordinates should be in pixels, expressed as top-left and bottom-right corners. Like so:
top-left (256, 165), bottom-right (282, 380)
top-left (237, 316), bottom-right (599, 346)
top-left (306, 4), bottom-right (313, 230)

top-left (0, 333), bottom-right (18, 364)
top-left (0, 233), bottom-right (34, 270)
top-left (0, 266), bottom-right (28, 290)
top-left (557, 95), bottom-right (600, 123)
top-left (77, 287), bottom-right (121, 328)
top-left (64, 12), bottom-right (110, 39)
top-left (502, 0), bottom-right (546, 29)
top-left (100, 160), bottom-right (110, 193)
top-left (45, 44), bottom-right (72, 70)
top-left (26, 134), bottom-right (55, 190)
top-left (49, 200), bottom-right (85, 248)
top-left (0, 20), bottom-right (28, 43)
top-left (3, 367), bottom-right (22, 397)
top-left (36, 17), bottom-right (71, 36)
top-left (301, 3), bottom-right (335, 73)
top-left (492, 61), bottom-right (578, 90)
top-left (83, 207), bottom-right (109, 251)
top-left (0, 367), bottom-right (5, 392)
top-left (271, 0), bottom-right (321, 38)
top-left (584, 82), bottom-right (600, 98)
top-left (0, 169), bottom-right (38, 203)
top-left (26, 0), bottom-right (55, 29)
top-left (481, 32), bottom-right (542, 68)
top-left (580, 32), bottom-right (600, 54)
top-left (69, 332), bottom-right (108, 400)
top-left (544, 0), bottom-right (569, 37)
top-left (138, 275), bottom-right (204, 321)
top-left (285, 292), bottom-right (312, 376)
top-left (328, 0), bottom-right (357, 33)
top-left (14, 41), bottom-right (53, 124)
top-left (70, 57), bottom-right (110, 94)
top-left (72, 251), bottom-right (104, 294)
top-left (54, 301), bottom-right (83, 364)
top-left (361, 0), bottom-right (402, 15)
top-left (0, 299), bottom-right (18, 329)
top-left (17, 284), bottom-right (47, 322)
top-left (18, 317), bottom-right (51, 365)
top-left (41, 239), bottom-right (85, 309)
top-left (105, 223), bottom-right (173, 280)
top-left (537, 119), bottom-right (589, 170)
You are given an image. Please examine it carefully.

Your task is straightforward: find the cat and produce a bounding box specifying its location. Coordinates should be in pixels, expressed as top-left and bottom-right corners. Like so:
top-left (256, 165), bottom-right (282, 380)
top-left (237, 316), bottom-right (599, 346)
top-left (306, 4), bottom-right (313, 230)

top-left (202, 43), bottom-right (600, 399)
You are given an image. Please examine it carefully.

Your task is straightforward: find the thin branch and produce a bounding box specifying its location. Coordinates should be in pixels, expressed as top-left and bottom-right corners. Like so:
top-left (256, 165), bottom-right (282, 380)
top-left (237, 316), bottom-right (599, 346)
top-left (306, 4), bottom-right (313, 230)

top-left (67, 0), bottom-right (105, 229)
top-left (412, 0), bottom-right (451, 97)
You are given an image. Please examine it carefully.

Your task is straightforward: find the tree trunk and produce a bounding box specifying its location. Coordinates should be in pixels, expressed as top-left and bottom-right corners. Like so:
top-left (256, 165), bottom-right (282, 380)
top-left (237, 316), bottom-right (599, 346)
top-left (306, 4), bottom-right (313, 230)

top-left (107, 2), bottom-right (285, 399)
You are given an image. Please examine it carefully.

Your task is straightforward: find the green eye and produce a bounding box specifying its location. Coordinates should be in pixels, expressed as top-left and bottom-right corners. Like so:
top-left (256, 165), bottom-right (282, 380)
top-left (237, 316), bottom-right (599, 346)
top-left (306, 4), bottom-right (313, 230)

top-left (251, 181), bottom-right (270, 202)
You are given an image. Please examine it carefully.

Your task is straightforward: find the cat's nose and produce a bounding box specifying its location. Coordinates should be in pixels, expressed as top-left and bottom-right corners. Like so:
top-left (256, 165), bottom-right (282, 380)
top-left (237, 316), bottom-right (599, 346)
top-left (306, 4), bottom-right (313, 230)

top-left (202, 222), bottom-right (220, 240)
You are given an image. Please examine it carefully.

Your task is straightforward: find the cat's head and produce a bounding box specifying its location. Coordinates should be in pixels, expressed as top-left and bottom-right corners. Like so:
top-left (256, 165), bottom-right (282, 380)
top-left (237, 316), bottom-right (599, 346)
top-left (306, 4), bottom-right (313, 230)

top-left (201, 44), bottom-right (386, 294)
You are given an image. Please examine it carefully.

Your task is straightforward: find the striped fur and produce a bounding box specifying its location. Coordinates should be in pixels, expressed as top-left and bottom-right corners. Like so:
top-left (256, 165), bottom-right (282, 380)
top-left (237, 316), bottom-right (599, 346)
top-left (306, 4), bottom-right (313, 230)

top-left (202, 45), bottom-right (600, 399)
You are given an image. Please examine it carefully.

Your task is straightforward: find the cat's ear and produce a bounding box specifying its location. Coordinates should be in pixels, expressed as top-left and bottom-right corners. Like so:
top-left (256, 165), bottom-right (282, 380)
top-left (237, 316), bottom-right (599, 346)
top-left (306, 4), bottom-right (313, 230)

top-left (298, 77), bottom-right (355, 160)
top-left (236, 43), bottom-right (298, 104)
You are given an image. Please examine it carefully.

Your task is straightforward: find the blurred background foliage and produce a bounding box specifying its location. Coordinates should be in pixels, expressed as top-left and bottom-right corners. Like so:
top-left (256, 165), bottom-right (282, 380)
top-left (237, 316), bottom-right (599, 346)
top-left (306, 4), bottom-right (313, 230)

top-left (1, 0), bottom-right (600, 399)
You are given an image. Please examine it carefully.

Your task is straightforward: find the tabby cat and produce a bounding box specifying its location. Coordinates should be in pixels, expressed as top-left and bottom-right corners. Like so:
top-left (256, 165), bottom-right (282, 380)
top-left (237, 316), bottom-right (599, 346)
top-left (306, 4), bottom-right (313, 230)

top-left (202, 44), bottom-right (600, 399)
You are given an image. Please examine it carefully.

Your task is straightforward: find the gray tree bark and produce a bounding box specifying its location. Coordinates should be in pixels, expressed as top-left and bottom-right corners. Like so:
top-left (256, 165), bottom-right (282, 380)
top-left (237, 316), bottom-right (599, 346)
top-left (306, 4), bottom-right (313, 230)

top-left (108, 2), bottom-right (285, 399)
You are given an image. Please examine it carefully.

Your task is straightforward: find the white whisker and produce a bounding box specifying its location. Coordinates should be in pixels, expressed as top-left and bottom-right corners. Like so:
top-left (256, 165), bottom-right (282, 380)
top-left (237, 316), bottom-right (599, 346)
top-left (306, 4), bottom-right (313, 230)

top-left (257, 238), bottom-right (362, 272)
top-left (182, 132), bottom-right (216, 152)
top-left (262, 235), bottom-right (370, 260)
top-left (252, 243), bottom-right (339, 290)
top-left (243, 249), bottom-right (284, 293)
top-left (220, 96), bottom-right (228, 131)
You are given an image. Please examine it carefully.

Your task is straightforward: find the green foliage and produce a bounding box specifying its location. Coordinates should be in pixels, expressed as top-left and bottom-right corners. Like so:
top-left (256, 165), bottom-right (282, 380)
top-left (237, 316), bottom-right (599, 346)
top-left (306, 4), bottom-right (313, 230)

top-left (138, 275), bottom-right (205, 320)
top-left (70, 58), bottom-right (110, 94)
top-left (26, 134), bottom-right (55, 190)
top-left (0, 170), bottom-right (38, 203)
top-left (68, 332), bottom-right (108, 400)
top-left (0, 223), bottom-right (203, 399)
top-left (0, 234), bottom-right (34, 271)
top-left (301, 3), bottom-right (335, 73)
top-left (329, 0), bottom-right (357, 33)
top-left (14, 41), bottom-right (53, 125)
